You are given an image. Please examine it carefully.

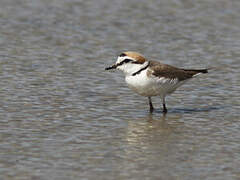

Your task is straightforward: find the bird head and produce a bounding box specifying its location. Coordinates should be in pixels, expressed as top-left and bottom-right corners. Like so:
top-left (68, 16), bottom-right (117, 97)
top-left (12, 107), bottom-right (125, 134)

top-left (105, 51), bottom-right (148, 76)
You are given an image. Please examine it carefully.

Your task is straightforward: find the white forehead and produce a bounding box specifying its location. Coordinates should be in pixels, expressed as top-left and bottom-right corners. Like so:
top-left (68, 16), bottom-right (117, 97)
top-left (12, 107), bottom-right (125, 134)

top-left (116, 56), bottom-right (135, 64)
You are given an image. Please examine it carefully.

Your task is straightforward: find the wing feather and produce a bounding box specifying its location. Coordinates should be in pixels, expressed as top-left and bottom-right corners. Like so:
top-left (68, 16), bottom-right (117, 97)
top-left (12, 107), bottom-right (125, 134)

top-left (148, 61), bottom-right (193, 81)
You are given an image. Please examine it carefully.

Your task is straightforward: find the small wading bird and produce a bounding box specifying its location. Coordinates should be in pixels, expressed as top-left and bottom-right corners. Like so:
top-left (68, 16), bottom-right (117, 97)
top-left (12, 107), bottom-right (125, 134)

top-left (105, 51), bottom-right (208, 113)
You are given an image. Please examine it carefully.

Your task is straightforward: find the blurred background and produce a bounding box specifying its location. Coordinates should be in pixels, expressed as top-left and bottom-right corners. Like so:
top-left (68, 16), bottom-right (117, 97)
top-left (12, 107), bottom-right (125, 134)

top-left (0, 0), bottom-right (240, 179)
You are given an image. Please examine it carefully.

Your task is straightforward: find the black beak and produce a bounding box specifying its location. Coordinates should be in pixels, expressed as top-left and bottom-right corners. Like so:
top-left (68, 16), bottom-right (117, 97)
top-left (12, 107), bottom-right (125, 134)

top-left (105, 64), bottom-right (117, 70)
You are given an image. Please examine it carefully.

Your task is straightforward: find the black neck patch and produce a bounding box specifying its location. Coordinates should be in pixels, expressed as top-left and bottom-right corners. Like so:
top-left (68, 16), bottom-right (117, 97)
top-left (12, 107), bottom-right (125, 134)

top-left (132, 63), bottom-right (149, 76)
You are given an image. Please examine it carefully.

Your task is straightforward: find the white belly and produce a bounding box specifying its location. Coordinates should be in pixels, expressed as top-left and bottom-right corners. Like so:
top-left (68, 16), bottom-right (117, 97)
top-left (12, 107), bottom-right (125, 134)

top-left (125, 70), bottom-right (187, 97)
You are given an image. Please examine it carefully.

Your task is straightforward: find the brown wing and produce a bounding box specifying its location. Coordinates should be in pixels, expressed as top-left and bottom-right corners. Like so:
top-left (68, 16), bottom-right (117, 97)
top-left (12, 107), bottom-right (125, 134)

top-left (148, 61), bottom-right (207, 81)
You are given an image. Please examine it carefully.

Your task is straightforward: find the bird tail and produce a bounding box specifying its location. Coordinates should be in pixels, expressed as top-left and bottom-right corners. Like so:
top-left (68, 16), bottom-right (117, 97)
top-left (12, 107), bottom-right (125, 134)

top-left (181, 68), bottom-right (208, 77)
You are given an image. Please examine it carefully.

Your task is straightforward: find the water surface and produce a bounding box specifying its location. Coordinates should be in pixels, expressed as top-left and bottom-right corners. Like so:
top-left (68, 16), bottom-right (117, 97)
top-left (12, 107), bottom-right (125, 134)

top-left (0, 0), bottom-right (240, 179)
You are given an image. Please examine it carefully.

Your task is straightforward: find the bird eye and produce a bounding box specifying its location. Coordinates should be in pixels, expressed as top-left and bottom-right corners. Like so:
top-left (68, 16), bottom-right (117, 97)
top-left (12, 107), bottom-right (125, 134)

top-left (119, 53), bottom-right (126, 57)
top-left (117, 58), bottom-right (133, 66)
top-left (123, 59), bottom-right (132, 63)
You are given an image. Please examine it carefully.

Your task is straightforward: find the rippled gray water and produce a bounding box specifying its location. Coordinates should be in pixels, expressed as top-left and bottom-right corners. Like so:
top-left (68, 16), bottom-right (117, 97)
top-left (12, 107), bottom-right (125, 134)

top-left (0, 0), bottom-right (240, 179)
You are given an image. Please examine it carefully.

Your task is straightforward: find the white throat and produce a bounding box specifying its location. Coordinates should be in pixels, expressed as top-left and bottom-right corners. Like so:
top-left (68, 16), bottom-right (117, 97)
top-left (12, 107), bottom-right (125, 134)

top-left (117, 61), bottom-right (149, 76)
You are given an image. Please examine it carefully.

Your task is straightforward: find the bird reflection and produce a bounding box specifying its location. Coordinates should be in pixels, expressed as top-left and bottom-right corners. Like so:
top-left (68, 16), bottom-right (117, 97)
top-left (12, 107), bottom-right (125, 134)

top-left (125, 113), bottom-right (183, 146)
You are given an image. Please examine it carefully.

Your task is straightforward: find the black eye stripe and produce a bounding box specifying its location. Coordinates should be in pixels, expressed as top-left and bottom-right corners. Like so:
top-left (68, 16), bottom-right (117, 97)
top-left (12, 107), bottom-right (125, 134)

top-left (123, 59), bottom-right (132, 63)
top-left (119, 53), bottom-right (126, 57)
top-left (118, 58), bottom-right (133, 66)
top-left (132, 61), bottom-right (142, 64)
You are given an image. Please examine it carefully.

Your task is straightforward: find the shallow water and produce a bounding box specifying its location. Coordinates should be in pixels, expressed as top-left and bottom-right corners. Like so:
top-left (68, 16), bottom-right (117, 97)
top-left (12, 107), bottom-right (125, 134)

top-left (0, 0), bottom-right (240, 179)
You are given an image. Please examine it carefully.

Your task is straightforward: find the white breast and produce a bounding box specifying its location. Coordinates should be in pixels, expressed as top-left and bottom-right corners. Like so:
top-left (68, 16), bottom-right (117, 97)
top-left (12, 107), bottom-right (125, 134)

top-left (125, 69), bottom-right (188, 97)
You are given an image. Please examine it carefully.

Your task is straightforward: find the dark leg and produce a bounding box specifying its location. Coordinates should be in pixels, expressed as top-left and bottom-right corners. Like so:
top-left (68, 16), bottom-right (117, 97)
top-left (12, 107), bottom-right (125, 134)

top-left (148, 97), bottom-right (154, 113)
top-left (163, 103), bottom-right (168, 113)
top-left (162, 96), bottom-right (168, 113)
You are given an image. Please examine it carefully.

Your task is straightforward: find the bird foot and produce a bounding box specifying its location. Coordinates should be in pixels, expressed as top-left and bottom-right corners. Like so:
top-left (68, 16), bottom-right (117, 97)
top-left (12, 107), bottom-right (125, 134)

top-left (163, 104), bottom-right (168, 114)
top-left (163, 109), bottom-right (168, 114)
top-left (150, 107), bottom-right (154, 113)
